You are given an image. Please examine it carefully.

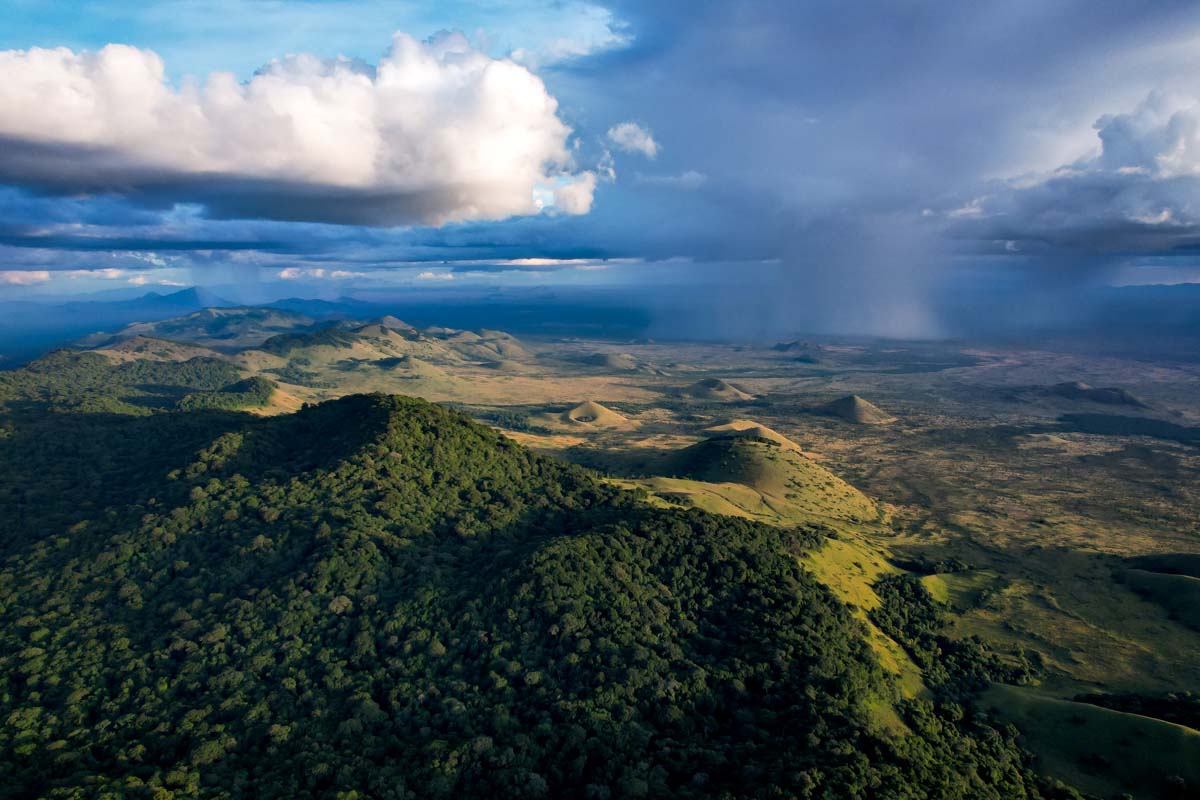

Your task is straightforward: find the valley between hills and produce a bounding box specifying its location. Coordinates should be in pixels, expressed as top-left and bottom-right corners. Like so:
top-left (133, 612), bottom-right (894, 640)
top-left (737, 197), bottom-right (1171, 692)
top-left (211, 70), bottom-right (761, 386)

top-left (2, 305), bottom-right (1199, 798)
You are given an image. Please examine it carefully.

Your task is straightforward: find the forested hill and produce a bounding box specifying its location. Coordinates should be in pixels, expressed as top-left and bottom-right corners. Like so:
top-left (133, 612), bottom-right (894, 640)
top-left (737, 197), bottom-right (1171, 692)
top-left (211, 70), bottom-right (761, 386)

top-left (0, 394), bottom-right (1066, 799)
top-left (0, 350), bottom-right (273, 416)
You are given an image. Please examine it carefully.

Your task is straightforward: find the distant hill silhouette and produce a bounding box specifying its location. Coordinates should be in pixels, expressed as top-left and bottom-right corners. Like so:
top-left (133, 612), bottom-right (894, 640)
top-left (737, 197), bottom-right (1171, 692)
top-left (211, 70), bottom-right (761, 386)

top-left (563, 400), bottom-right (631, 428)
top-left (1049, 381), bottom-right (1147, 408)
top-left (677, 377), bottom-right (755, 401)
top-left (584, 352), bottom-right (640, 370)
top-left (771, 340), bottom-right (824, 363)
top-left (815, 395), bottom-right (896, 424)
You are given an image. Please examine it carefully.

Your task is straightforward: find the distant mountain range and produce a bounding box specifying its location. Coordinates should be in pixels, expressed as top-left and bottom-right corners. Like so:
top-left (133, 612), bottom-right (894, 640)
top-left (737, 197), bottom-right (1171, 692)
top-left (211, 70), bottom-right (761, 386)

top-left (4, 281), bottom-right (1200, 368)
top-left (0, 286), bottom-right (654, 367)
top-left (60, 286), bottom-right (237, 317)
top-left (0, 288), bottom-right (231, 363)
top-left (0, 289), bottom-right (379, 366)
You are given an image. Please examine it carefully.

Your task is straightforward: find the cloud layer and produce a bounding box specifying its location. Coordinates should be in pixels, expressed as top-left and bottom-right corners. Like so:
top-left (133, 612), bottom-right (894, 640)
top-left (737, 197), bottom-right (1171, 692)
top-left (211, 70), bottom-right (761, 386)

top-left (951, 91), bottom-right (1200, 254)
top-left (0, 270), bottom-right (50, 285)
top-left (0, 32), bottom-right (593, 226)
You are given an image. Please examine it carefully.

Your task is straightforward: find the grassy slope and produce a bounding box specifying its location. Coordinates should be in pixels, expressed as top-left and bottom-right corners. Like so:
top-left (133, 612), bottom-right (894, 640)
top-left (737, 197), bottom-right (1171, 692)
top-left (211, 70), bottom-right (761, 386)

top-left (612, 437), bottom-right (925, 735)
top-left (981, 684), bottom-right (1200, 799)
top-left (667, 438), bottom-right (879, 523)
top-left (800, 537), bottom-right (928, 732)
top-left (1122, 569), bottom-right (1200, 630)
top-left (920, 571), bottom-right (1002, 609)
top-left (941, 548), bottom-right (1200, 696)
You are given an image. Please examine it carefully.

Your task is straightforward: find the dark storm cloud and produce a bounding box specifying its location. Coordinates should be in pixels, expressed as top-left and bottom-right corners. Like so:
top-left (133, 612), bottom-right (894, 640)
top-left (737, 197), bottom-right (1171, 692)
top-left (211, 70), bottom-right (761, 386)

top-left (531, 0), bottom-right (1200, 334)
top-left (0, 186), bottom-right (164, 228)
top-left (948, 172), bottom-right (1200, 254)
top-left (0, 138), bottom-right (571, 229)
top-left (0, 228), bottom-right (292, 254)
top-left (553, 0), bottom-right (1200, 241)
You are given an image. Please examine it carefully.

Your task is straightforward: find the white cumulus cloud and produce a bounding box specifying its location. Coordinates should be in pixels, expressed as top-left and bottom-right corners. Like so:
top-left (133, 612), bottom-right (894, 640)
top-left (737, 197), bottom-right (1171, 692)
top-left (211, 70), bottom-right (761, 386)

top-left (0, 33), bottom-right (595, 225)
top-left (553, 172), bottom-right (598, 214)
top-left (606, 121), bottom-right (658, 158)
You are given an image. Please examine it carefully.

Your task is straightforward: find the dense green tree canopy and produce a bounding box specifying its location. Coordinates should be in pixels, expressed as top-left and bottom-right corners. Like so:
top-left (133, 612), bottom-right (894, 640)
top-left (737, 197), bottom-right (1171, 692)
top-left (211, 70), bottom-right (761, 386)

top-left (0, 351), bottom-right (245, 415)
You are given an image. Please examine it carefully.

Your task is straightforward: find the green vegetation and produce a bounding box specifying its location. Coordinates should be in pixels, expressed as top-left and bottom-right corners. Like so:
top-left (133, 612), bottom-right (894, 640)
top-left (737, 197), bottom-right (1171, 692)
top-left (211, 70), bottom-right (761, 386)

top-left (445, 404), bottom-right (553, 434)
top-left (980, 685), bottom-right (1200, 800)
top-left (1073, 691), bottom-right (1200, 731)
top-left (0, 393), bottom-right (1074, 799)
top-left (1120, 568), bottom-right (1200, 631)
top-left (8, 307), bottom-right (1192, 795)
top-left (177, 377), bottom-right (277, 411)
top-left (264, 362), bottom-right (337, 388)
top-left (893, 555), bottom-right (973, 575)
top-left (0, 351), bottom-right (245, 415)
top-left (260, 327), bottom-right (361, 356)
top-left (799, 537), bottom-right (928, 708)
top-left (870, 574), bottom-right (1033, 699)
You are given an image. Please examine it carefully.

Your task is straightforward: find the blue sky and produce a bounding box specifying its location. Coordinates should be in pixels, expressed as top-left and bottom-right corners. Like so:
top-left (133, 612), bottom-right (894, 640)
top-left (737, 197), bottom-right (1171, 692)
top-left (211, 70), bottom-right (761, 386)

top-left (4, 1), bottom-right (1200, 336)
top-left (0, 0), bottom-right (628, 77)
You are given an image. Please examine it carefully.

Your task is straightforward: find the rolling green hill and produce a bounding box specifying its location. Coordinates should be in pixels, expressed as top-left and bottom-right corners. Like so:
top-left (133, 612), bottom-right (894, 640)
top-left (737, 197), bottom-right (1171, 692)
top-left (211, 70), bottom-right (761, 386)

top-left (1118, 553), bottom-right (1200, 632)
top-left (665, 434), bottom-right (878, 524)
top-left (1122, 568), bottom-right (1200, 631)
top-left (176, 376), bottom-right (277, 411)
top-left (980, 685), bottom-right (1200, 799)
top-left (0, 393), bottom-right (1069, 799)
top-left (0, 350), bottom-right (247, 416)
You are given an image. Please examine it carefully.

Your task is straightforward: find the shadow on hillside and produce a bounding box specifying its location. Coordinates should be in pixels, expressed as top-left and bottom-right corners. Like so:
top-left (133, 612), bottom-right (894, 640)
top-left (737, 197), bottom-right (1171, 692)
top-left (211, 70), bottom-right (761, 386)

top-left (0, 405), bottom-right (253, 551)
top-left (0, 396), bottom-right (400, 554)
